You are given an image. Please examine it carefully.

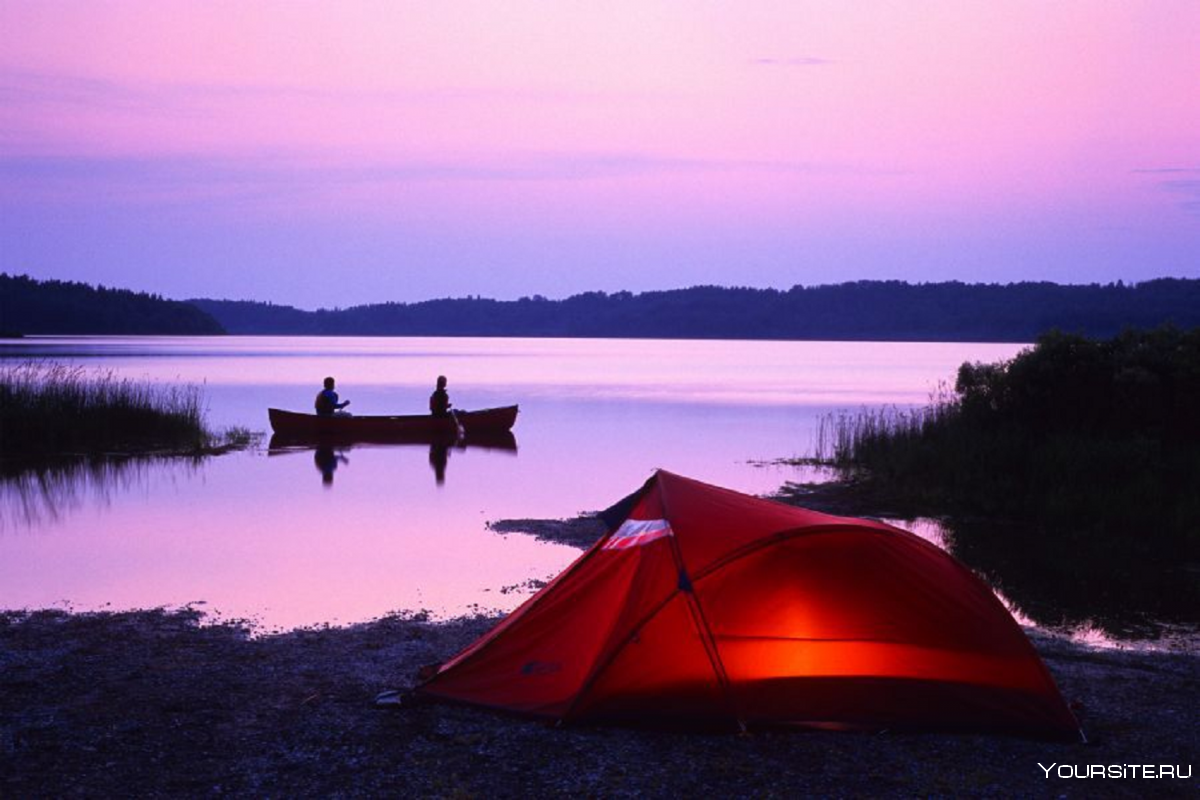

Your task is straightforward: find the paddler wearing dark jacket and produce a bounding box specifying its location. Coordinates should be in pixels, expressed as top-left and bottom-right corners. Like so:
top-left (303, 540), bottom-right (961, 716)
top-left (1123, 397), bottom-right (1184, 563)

top-left (429, 375), bottom-right (452, 418)
top-left (315, 376), bottom-right (350, 416)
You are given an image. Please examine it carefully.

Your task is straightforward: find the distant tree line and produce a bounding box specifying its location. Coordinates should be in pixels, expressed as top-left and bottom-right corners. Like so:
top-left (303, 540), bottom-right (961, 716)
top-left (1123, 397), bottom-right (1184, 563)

top-left (0, 274), bottom-right (224, 335)
top-left (190, 278), bottom-right (1200, 342)
top-left (5, 273), bottom-right (1199, 340)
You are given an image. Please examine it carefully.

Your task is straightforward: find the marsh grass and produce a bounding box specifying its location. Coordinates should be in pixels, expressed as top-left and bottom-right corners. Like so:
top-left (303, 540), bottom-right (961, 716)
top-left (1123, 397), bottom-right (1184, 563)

top-left (796, 330), bottom-right (1200, 633)
top-left (0, 361), bottom-right (222, 456)
top-left (808, 328), bottom-right (1200, 555)
top-left (812, 384), bottom-right (958, 467)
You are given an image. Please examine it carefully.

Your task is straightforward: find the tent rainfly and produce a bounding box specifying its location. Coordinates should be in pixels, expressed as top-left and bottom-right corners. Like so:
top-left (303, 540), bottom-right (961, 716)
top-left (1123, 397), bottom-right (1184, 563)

top-left (421, 470), bottom-right (1081, 738)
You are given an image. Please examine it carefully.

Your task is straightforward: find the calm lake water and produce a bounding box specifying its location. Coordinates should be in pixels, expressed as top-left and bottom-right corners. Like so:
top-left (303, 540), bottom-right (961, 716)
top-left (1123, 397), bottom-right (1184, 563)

top-left (1, 335), bottom-right (1188, 647)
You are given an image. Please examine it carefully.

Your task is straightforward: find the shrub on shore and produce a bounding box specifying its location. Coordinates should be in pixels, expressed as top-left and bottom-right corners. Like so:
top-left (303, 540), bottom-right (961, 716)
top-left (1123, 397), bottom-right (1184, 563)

top-left (0, 362), bottom-right (214, 456)
top-left (816, 327), bottom-right (1200, 555)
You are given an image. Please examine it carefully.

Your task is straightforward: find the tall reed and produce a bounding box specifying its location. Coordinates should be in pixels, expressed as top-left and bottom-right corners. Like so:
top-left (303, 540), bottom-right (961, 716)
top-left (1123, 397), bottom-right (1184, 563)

top-left (0, 362), bottom-right (211, 456)
top-left (810, 328), bottom-right (1200, 553)
top-left (812, 382), bottom-right (958, 466)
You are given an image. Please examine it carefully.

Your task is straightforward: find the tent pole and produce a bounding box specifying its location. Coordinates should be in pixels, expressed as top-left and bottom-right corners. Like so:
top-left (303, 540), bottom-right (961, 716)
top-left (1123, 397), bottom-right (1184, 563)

top-left (659, 481), bottom-right (746, 731)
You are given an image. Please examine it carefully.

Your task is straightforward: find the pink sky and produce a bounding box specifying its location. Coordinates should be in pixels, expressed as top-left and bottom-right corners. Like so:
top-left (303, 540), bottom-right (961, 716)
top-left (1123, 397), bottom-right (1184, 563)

top-left (2, 1), bottom-right (1197, 307)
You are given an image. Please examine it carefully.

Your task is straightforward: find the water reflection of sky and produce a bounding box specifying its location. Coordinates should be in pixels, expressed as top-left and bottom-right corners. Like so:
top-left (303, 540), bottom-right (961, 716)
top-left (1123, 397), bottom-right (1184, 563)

top-left (2, 336), bottom-right (1042, 631)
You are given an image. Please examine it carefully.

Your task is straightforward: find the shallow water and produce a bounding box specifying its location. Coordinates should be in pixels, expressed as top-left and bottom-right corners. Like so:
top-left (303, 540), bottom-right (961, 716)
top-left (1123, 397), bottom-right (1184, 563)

top-left (4, 335), bottom-right (1187, 646)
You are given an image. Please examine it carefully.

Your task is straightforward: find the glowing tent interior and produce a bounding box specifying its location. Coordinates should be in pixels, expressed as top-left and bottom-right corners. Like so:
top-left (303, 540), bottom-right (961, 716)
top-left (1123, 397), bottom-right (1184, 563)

top-left (421, 470), bottom-right (1080, 738)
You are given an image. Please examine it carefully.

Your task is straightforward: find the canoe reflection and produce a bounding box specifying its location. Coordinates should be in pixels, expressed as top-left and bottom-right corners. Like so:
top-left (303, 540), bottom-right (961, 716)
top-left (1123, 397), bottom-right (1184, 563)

top-left (267, 431), bottom-right (518, 487)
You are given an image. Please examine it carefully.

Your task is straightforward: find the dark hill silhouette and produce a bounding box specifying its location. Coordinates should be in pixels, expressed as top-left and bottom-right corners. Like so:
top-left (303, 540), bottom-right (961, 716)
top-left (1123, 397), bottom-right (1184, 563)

top-left (191, 279), bottom-right (1200, 342)
top-left (1, 274), bottom-right (224, 335)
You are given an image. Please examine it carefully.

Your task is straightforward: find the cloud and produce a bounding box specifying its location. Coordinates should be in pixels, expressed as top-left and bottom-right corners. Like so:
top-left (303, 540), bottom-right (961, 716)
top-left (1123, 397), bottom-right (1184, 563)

top-left (1162, 180), bottom-right (1200, 214)
top-left (0, 67), bottom-right (630, 120)
top-left (750, 57), bottom-right (833, 67)
top-left (1131, 167), bottom-right (1200, 174)
top-left (1135, 168), bottom-right (1200, 215)
top-left (0, 69), bottom-right (171, 115)
top-left (0, 153), bottom-right (299, 208)
top-left (0, 150), bottom-right (896, 209)
top-left (409, 153), bottom-right (888, 182)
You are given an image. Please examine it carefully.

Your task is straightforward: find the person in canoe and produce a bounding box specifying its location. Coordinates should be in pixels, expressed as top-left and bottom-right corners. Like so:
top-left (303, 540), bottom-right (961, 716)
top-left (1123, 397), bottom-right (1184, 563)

top-left (429, 375), bottom-right (452, 418)
top-left (315, 376), bottom-right (351, 417)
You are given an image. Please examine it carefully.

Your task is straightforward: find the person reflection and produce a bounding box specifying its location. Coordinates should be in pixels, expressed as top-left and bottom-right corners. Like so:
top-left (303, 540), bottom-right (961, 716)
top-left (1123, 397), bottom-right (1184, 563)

top-left (314, 445), bottom-right (349, 487)
top-left (428, 441), bottom-right (449, 485)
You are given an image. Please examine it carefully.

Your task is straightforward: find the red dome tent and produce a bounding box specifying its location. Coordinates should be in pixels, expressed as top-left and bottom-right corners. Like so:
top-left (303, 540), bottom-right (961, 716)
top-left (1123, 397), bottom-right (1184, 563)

top-left (421, 471), bottom-right (1080, 738)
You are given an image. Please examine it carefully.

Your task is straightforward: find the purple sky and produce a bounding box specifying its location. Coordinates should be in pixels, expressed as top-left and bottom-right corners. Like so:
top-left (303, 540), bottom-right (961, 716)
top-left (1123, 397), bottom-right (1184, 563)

top-left (2, 2), bottom-right (1197, 309)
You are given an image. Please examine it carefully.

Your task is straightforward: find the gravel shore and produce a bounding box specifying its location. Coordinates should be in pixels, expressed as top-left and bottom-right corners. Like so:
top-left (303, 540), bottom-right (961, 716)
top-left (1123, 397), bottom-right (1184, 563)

top-left (2, 606), bottom-right (1196, 798)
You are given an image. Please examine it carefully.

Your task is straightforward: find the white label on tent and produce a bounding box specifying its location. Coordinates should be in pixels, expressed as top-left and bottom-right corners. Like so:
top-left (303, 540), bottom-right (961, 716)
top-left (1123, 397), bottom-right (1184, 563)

top-left (603, 518), bottom-right (674, 550)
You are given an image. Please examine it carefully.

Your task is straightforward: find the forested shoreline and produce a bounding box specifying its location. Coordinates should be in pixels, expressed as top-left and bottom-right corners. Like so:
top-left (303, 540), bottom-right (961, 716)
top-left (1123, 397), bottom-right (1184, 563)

top-left (192, 278), bottom-right (1200, 341)
top-left (0, 274), bottom-right (224, 335)
top-left (5, 273), bottom-right (1199, 341)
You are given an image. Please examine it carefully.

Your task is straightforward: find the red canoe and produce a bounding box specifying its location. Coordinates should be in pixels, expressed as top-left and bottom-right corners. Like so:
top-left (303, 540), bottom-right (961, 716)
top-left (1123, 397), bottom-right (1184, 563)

top-left (267, 405), bottom-right (518, 440)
